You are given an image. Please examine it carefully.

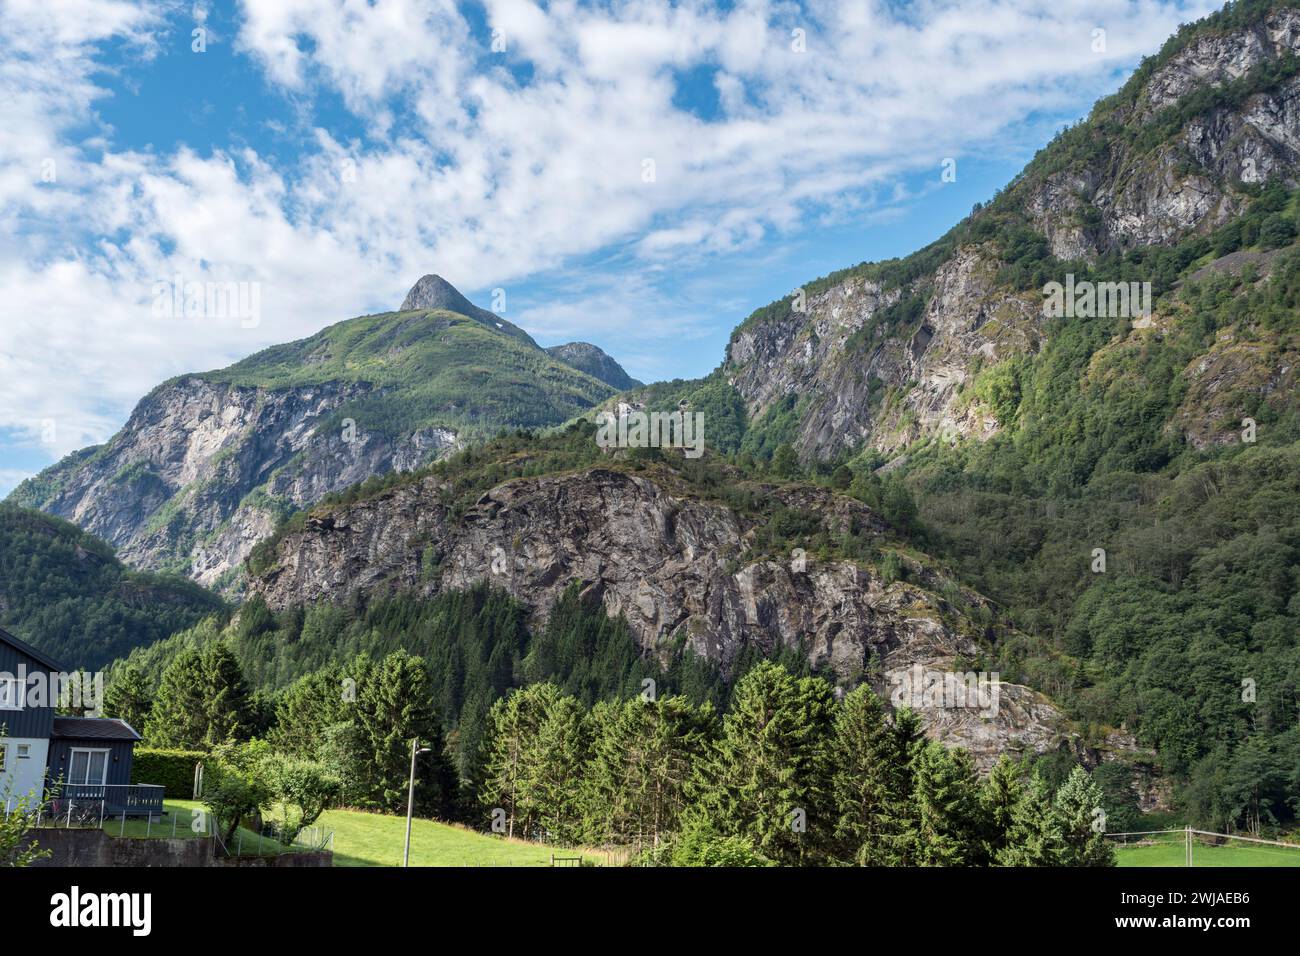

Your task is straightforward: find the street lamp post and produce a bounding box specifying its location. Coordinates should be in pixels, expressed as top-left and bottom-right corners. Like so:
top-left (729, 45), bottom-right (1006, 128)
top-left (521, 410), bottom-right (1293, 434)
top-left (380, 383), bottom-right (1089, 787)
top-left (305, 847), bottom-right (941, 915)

top-left (404, 738), bottom-right (431, 868)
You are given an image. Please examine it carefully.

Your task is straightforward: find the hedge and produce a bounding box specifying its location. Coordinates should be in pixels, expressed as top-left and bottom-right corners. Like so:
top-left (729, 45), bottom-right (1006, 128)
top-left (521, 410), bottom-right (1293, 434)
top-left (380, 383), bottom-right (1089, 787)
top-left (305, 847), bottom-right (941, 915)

top-left (131, 748), bottom-right (208, 799)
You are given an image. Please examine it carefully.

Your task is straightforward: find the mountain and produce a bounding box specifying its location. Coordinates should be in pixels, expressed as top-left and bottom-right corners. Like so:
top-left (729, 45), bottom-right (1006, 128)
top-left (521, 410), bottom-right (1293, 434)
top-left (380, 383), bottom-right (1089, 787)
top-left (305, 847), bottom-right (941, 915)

top-left (9, 278), bottom-right (623, 588)
top-left (545, 342), bottom-right (643, 390)
top-left (241, 429), bottom-right (1090, 770)
top-left (0, 503), bottom-right (224, 669)
top-left (399, 273), bottom-right (538, 347)
top-left (209, 1), bottom-right (1300, 826)
top-left (725, 1), bottom-right (1300, 463)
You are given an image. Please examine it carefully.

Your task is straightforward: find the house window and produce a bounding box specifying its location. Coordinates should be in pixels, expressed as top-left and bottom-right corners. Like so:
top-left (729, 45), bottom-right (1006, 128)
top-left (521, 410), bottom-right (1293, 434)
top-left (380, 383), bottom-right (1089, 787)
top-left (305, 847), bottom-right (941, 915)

top-left (67, 749), bottom-right (109, 786)
top-left (16, 745), bottom-right (30, 759)
top-left (0, 676), bottom-right (22, 710)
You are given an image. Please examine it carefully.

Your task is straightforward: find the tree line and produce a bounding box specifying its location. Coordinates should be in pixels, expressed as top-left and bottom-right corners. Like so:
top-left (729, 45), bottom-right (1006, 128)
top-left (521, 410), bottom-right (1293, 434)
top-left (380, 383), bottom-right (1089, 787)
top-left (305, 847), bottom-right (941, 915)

top-left (107, 636), bottom-right (1115, 865)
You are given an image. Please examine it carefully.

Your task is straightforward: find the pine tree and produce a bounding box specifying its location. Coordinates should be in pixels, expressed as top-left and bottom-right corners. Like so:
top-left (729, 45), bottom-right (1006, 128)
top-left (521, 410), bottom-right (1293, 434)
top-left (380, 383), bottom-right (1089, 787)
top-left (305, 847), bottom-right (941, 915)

top-left (145, 648), bottom-right (209, 747)
top-left (104, 664), bottom-right (152, 735)
top-left (1052, 765), bottom-right (1117, 866)
top-left (997, 771), bottom-right (1061, 866)
top-left (201, 642), bottom-right (253, 746)
top-left (830, 685), bottom-right (911, 864)
top-left (689, 661), bottom-right (835, 865)
top-left (911, 742), bottom-right (988, 866)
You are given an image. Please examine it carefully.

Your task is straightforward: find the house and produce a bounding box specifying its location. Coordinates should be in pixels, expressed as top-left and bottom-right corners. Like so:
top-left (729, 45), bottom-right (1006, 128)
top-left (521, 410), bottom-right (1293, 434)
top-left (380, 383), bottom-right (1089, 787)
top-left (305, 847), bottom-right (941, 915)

top-left (0, 625), bottom-right (162, 817)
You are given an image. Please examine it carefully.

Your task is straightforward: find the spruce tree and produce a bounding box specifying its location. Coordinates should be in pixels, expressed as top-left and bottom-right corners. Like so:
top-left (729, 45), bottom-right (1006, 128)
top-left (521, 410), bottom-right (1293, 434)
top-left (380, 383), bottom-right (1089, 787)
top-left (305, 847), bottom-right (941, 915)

top-left (830, 685), bottom-right (911, 864)
top-left (586, 696), bottom-right (715, 851)
top-left (355, 650), bottom-right (455, 816)
top-left (980, 754), bottom-right (1024, 860)
top-left (526, 691), bottom-right (589, 844)
top-left (1052, 765), bottom-right (1117, 866)
top-left (997, 771), bottom-right (1061, 866)
top-left (479, 683), bottom-right (561, 838)
top-left (201, 642), bottom-right (253, 746)
top-left (689, 661), bottom-right (835, 865)
top-left (269, 664), bottom-right (348, 759)
top-left (911, 742), bottom-right (988, 866)
top-left (104, 663), bottom-right (152, 735)
top-left (145, 648), bottom-right (209, 747)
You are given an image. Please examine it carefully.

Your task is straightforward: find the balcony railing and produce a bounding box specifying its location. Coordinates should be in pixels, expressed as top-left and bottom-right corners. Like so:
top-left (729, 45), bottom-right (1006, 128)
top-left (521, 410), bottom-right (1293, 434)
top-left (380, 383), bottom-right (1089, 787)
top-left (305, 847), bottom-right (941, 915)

top-left (46, 782), bottom-right (165, 816)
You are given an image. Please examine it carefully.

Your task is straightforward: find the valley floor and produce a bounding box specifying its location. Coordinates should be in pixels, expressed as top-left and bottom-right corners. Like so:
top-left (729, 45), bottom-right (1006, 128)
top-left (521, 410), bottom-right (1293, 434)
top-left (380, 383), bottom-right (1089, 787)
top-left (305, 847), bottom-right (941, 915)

top-left (95, 800), bottom-right (1300, 867)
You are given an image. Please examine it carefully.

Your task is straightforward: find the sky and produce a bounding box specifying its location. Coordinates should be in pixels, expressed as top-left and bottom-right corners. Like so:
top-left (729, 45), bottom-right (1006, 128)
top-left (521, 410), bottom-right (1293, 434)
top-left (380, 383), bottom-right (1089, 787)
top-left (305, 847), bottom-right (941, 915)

top-left (0, 0), bottom-right (1225, 496)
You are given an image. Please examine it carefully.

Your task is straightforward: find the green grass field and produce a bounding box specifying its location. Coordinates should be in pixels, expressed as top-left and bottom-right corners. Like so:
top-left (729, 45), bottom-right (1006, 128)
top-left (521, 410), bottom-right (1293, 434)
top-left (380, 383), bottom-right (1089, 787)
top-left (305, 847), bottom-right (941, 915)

top-left (92, 798), bottom-right (623, 866)
top-left (97, 802), bottom-right (1300, 868)
top-left (317, 808), bottom-right (627, 867)
top-left (97, 799), bottom-right (294, 856)
top-left (1115, 833), bottom-right (1300, 867)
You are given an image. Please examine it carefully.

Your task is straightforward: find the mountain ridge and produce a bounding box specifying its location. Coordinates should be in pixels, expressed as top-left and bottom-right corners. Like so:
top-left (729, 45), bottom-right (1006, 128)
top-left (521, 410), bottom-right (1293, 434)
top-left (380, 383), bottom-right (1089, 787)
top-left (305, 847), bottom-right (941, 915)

top-left (9, 278), bottom-right (636, 588)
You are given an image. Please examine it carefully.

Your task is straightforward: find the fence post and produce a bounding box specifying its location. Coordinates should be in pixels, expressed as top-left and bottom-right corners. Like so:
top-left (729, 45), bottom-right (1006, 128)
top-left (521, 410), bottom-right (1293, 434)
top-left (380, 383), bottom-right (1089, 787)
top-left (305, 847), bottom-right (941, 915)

top-left (66, 800), bottom-right (73, 828)
top-left (1185, 826), bottom-right (1192, 867)
top-left (120, 810), bottom-right (126, 837)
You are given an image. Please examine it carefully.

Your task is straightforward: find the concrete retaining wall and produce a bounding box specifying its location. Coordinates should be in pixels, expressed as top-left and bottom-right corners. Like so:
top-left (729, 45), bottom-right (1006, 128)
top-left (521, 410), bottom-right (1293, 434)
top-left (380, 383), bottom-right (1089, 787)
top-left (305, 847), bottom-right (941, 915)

top-left (30, 828), bottom-right (332, 867)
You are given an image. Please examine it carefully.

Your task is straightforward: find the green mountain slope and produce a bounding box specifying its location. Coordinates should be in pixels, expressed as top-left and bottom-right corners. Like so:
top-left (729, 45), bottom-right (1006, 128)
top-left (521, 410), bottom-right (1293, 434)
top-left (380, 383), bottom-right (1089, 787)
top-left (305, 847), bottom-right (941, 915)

top-left (0, 504), bottom-right (225, 669)
top-left (204, 308), bottom-right (616, 437)
top-left (7, 279), bottom-right (625, 589)
top-left (223, 0), bottom-right (1299, 832)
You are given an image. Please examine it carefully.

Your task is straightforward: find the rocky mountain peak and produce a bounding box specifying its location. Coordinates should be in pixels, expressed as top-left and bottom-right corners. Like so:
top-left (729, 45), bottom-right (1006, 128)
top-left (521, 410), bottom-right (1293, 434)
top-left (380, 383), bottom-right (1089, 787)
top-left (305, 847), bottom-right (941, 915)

top-left (545, 342), bottom-right (643, 390)
top-left (400, 274), bottom-right (479, 315)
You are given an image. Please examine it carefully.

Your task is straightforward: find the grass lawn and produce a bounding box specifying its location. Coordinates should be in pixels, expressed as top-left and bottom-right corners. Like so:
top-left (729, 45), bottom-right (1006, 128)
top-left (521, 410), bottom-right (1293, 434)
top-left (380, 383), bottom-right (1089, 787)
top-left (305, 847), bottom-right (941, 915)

top-left (316, 808), bottom-right (627, 867)
top-left (98, 799), bottom-right (291, 856)
top-left (1116, 833), bottom-right (1300, 867)
top-left (92, 798), bottom-right (618, 865)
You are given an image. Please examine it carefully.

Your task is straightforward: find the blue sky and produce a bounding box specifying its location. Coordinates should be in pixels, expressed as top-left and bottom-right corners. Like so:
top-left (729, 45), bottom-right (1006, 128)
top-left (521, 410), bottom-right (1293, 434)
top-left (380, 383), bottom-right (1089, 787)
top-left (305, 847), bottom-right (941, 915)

top-left (0, 0), bottom-right (1223, 496)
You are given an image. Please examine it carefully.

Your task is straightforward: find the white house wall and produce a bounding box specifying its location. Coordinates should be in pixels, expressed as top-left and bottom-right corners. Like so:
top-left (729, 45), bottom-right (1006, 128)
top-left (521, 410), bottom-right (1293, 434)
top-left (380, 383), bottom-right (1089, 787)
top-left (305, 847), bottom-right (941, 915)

top-left (0, 738), bottom-right (49, 807)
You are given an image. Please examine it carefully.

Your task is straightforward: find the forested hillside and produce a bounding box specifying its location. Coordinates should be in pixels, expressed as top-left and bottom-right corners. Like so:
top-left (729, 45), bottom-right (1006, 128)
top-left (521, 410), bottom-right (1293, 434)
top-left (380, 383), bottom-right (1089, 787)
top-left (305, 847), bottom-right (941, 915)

top-left (0, 504), bottom-right (224, 669)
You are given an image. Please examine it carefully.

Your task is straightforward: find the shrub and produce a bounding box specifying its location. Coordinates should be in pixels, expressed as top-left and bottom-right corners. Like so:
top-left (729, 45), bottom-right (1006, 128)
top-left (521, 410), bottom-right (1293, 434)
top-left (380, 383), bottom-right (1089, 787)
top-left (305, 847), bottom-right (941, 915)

top-left (131, 748), bottom-right (208, 799)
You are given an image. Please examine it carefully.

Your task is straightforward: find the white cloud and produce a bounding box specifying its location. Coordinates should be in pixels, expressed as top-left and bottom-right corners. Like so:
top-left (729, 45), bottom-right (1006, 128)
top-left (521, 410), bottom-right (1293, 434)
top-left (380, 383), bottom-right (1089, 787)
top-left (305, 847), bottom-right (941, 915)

top-left (0, 0), bottom-right (1224, 463)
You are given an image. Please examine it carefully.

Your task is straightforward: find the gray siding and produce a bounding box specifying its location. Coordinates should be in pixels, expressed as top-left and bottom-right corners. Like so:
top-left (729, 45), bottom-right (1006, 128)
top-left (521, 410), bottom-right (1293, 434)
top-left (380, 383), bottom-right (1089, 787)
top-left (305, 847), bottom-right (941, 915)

top-left (0, 639), bottom-right (56, 739)
top-left (46, 739), bottom-right (135, 788)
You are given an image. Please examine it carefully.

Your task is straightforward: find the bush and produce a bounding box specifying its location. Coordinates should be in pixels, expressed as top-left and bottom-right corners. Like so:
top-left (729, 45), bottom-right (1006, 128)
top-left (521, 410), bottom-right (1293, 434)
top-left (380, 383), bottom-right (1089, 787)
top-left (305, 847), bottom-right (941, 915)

top-left (1259, 212), bottom-right (1296, 249)
top-left (669, 820), bottom-right (772, 867)
top-left (131, 748), bottom-right (208, 798)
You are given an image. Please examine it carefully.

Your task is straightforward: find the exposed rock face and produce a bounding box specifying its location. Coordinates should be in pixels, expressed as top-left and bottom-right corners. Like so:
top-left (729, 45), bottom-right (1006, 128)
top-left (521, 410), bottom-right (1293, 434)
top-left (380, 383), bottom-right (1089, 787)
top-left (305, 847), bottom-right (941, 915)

top-left (12, 276), bottom-right (634, 588)
top-left (249, 466), bottom-right (1081, 766)
top-left (724, 9), bottom-right (1300, 464)
top-left (1169, 333), bottom-right (1298, 450)
top-left (21, 376), bottom-right (458, 588)
top-left (399, 273), bottom-right (537, 346)
top-left (545, 342), bottom-right (642, 390)
top-left (1021, 10), bottom-right (1300, 259)
top-left (726, 246), bottom-right (1035, 461)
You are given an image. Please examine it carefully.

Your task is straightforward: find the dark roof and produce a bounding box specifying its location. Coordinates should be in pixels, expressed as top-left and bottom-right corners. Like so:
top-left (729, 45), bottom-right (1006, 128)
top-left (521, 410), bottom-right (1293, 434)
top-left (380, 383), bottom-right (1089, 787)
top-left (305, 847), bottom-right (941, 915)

top-left (51, 717), bottom-right (142, 742)
top-left (0, 625), bottom-right (67, 672)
